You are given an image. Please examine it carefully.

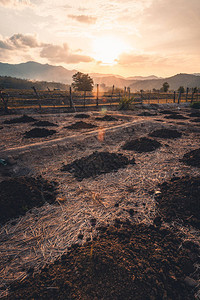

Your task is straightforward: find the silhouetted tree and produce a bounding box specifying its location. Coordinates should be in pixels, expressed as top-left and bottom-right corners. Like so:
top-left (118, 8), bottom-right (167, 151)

top-left (162, 82), bottom-right (170, 92)
top-left (0, 90), bottom-right (9, 113)
top-left (178, 86), bottom-right (185, 93)
top-left (72, 72), bottom-right (94, 107)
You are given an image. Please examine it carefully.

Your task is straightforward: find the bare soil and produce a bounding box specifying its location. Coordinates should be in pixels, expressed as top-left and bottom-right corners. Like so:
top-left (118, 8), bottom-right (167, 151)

top-left (61, 151), bottom-right (134, 181)
top-left (24, 128), bottom-right (57, 138)
top-left (122, 137), bottom-right (161, 152)
top-left (66, 121), bottom-right (97, 130)
top-left (181, 148), bottom-right (200, 168)
top-left (3, 114), bottom-right (37, 124)
top-left (164, 114), bottom-right (188, 120)
top-left (95, 115), bottom-right (118, 121)
top-left (0, 105), bottom-right (200, 299)
top-left (74, 114), bottom-right (90, 119)
top-left (32, 121), bottom-right (58, 127)
top-left (156, 176), bottom-right (200, 229)
top-left (0, 176), bottom-right (57, 225)
top-left (149, 128), bottom-right (182, 139)
top-left (6, 222), bottom-right (197, 300)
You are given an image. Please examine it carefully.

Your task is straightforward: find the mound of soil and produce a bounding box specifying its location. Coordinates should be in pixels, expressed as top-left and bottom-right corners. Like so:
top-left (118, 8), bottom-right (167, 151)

top-left (138, 111), bottom-right (157, 116)
top-left (159, 110), bottom-right (178, 115)
top-left (74, 114), bottom-right (90, 119)
top-left (7, 222), bottom-right (197, 300)
top-left (190, 118), bottom-right (200, 123)
top-left (181, 148), bottom-right (200, 167)
top-left (66, 121), bottom-right (97, 130)
top-left (0, 176), bottom-right (57, 225)
top-left (122, 137), bottom-right (161, 152)
top-left (3, 114), bottom-right (37, 124)
top-left (95, 115), bottom-right (118, 121)
top-left (149, 128), bottom-right (182, 139)
top-left (189, 111), bottom-right (200, 118)
top-left (24, 128), bottom-right (56, 138)
top-left (32, 120), bottom-right (58, 127)
top-left (164, 114), bottom-right (187, 120)
top-left (61, 152), bottom-right (134, 181)
top-left (156, 176), bottom-right (200, 228)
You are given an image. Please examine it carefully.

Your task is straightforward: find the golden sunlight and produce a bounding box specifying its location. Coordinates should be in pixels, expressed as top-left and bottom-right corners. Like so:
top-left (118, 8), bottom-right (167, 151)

top-left (92, 36), bottom-right (128, 64)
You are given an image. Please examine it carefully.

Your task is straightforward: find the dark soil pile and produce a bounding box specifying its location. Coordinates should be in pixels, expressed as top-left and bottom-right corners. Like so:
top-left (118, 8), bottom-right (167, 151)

top-left (74, 114), bottom-right (90, 119)
top-left (66, 121), bottom-right (97, 130)
top-left (181, 148), bottom-right (200, 167)
top-left (122, 137), bottom-right (161, 152)
top-left (7, 222), bottom-right (197, 300)
top-left (95, 115), bottom-right (118, 121)
top-left (149, 128), bottom-right (182, 139)
top-left (190, 118), bottom-right (200, 123)
top-left (61, 152), bottom-right (134, 181)
top-left (0, 176), bottom-right (57, 225)
top-left (164, 114), bottom-right (187, 120)
top-left (156, 176), bottom-right (200, 228)
top-left (159, 110), bottom-right (178, 115)
top-left (189, 111), bottom-right (200, 118)
top-left (138, 111), bottom-right (157, 116)
top-left (32, 120), bottom-right (58, 127)
top-left (3, 114), bottom-right (37, 124)
top-left (24, 128), bottom-right (56, 138)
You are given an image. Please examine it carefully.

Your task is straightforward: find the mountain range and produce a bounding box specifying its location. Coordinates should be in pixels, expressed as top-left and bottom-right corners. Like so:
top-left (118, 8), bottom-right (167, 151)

top-left (0, 61), bottom-right (200, 91)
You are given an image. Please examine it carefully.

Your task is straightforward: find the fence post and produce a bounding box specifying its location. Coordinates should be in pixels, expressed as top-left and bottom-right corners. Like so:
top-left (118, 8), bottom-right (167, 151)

top-left (185, 87), bottom-right (189, 102)
top-left (96, 84), bottom-right (99, 107)
top-left (178, 90), bottom-right (181, 104)
top-left (32, 86), bottom-right (42, 110)
top-left (69, 86), bottom-right (73, 108)
top-left (111, 85), bottom-right (114, 105)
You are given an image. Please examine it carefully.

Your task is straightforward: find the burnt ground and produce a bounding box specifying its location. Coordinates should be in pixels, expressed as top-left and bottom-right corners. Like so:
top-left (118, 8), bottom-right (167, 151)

top-left (149, 128), bottom-right (182, 139)
top-left (32, 120), bottom-right (58, 127)
top-left (181, 148), bottom-right (200, 168)
top-left (3, 114), bottom-right (37, 124)
top-left (66, 121), bottom-right (97, 130)
top-left (61, 152), bottom-right (135, 181)
top-left (122, 137), bottom-right (161, 153)
top-left (6, 222), bottom-right (198, 300)
top-left (95, 115), bottom-right (118, 121)
top-left (24, 127), bottom-right (57, 138)
top-left (156, 176), bottom-right (200, 229)
top-left (0, 176), bottom-right (57, 225)
top-left (159, 110), bottom-right (178, 115)
top-left (74, 114), bottom-right (90, 119)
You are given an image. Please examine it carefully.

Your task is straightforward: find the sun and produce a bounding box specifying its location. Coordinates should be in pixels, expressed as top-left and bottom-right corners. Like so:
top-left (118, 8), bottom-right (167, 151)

top-left (92, 36), bottom-right (128, 65)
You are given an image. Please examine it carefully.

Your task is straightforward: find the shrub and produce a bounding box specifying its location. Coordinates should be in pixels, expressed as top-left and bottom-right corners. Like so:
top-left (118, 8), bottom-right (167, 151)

top-left (118, 97), bottom-right (133, 110)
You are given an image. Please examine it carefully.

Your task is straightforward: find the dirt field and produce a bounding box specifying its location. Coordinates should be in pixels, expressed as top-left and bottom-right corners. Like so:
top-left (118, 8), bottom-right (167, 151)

top-left (0, 105), bottom-right (200, 299)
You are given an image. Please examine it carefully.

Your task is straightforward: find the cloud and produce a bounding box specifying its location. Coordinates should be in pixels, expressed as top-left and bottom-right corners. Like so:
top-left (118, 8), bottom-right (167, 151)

top-left (68, 14), bottom-right (97, 24)
top-left (0, 34), bottom-right (39, 50)
top-left (40, 43), bottom-right (93, 64)
top-left (0, 0), bottom-right (31, 7)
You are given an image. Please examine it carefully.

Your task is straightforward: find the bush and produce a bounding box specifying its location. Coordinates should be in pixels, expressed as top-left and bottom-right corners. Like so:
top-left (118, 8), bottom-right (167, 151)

top-left (118, 97), bottom-right (133, 110)
top-left (190, 102), bottom-right (200, 109)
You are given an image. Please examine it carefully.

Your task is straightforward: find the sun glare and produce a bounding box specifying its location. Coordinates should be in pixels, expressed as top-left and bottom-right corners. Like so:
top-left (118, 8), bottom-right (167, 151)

top-left (92, 36), bottom-right (128, 65)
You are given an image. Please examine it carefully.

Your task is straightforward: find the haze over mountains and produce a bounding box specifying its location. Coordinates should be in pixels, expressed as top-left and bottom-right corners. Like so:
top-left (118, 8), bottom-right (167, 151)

top-left (0, 61), bottom-right (200, 91)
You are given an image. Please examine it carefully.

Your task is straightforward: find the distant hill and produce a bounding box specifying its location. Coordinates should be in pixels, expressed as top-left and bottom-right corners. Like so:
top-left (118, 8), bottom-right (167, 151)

top-left (0, 76), bottom-right (68, 90)
top-left (0, 61), bottom-right (76, 84)
top-left (0, 61), bottom-right (160, 88)
top-left (130, 74), bottom-right (200, 91)
top-left (0, 62), bottom-right (199, 91)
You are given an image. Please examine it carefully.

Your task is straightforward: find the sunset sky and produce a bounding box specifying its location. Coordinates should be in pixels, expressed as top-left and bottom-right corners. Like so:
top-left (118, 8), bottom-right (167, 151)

top-left (0, 0), bottom-right (199, 77)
